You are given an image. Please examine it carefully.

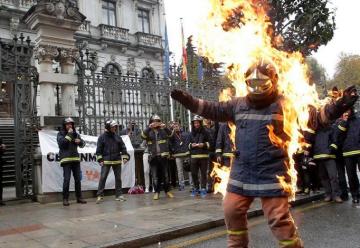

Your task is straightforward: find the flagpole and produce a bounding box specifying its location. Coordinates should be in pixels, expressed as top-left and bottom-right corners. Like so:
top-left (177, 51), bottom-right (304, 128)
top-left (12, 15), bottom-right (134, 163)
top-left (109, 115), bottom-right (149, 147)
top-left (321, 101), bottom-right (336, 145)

top-left (180, 18), bottom-right (192, 131)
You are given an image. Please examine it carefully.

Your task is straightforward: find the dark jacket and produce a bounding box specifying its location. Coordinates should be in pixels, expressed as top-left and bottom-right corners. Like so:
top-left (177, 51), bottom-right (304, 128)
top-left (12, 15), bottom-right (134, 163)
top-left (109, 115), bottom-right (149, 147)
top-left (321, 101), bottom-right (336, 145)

top-left (313, 126), bottom-right (336, 160)
top-left (169, 130), bottom-right (191, 157)
top-left (96, 131), bottom-right (129, 165)
top-left (189, 94), bottom-right (340, 197)
top-left (215, 123), bottom-right (235, 158)
top-left (337, 115), bottom-right (360, 157)
top-left (141, 127), bottom-right (173, 158)
top-left (57, 130), bottom-right (85, 165)
top-left (189, 126), bottom-right (210, 159)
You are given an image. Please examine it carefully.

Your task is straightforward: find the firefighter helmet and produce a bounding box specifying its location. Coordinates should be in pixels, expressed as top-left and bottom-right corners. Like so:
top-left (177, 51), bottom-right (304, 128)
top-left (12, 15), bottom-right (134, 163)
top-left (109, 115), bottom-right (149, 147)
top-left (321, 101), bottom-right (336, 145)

top-left (105, 119), bottom-right (118, 130)
top-left (64, 117), bottom-right (75, 125)
top-left (245, 59), bottom-right (278, 97)
top-left (149, 114), bottom-right (161, 124)
top-left (192, 115), bottom-right (203, 122)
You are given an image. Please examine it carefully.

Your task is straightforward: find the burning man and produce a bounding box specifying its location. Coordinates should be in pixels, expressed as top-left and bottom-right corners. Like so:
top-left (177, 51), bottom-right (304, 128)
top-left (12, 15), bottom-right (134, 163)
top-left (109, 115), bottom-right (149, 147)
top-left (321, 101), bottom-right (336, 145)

top-left (171, 60), bottom-right (358, 248)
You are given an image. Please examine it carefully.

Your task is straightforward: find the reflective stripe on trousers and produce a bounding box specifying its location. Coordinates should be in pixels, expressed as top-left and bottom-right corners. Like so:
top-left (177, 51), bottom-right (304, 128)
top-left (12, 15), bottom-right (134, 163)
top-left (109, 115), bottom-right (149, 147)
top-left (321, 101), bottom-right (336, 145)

top-left (223, 192), bottom-right (303, 248)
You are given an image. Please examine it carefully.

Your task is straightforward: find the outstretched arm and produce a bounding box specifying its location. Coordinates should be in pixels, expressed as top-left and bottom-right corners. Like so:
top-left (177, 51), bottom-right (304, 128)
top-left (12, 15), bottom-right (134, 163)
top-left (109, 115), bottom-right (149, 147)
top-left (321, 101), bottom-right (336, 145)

top-left (171, 89), bottom-right (237, 122)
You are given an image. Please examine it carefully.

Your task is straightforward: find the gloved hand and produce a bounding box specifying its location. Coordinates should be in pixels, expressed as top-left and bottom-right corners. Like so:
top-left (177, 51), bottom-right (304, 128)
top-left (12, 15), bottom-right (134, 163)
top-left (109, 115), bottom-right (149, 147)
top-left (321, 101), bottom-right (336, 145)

top-left (171, 89), bottom-right (199, 113)
top-left (327, 85), bottom-right (358, 121)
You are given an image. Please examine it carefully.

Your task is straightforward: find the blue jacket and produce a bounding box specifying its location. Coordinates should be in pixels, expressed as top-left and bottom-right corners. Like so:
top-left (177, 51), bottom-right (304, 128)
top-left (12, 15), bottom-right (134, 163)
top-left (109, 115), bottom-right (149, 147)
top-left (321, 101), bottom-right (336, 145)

top-left (338, 116), bottom-right (360, 157)
top-left (313, 126), bottom-right (337, 160)
top-left (169, 130), bottom-right (191, 157)
top-left (191, 94), bottom-right (335, 197)
top-left (215, 123), bottom-right (235, 158)
top-left (96, 131), bottom-right (129, 165)
top-left (57, 130), bottom-right (85, 165)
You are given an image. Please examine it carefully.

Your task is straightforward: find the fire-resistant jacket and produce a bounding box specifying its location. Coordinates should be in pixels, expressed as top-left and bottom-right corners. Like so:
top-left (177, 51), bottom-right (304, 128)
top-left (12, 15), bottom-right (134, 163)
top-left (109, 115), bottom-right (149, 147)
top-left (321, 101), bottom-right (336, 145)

top-left (57, 130), bottom-right (85, 166)
top-left (169, 130), bottom-right (191, 157)
top-left (215, 123), bottom-right (235, 159)
top-left (187, 94), bottom-right (340, 197)
top-left (313, 126), bottom-right (337, 160)
top-left (337, 115), bottom-right (360, 157)
top-left (96, 131), bottom-right (130, 165)
top-left (141, 127), bottom-right (173, 158)
top-left (189, 126), bottom-right (210, 159)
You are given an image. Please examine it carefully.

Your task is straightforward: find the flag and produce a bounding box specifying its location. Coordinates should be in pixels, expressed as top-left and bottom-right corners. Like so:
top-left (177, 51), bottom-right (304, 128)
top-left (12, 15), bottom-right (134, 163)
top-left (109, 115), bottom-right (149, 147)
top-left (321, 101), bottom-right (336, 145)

top-left (198, 56), bottom-right (204, 81)
top-left (180, 19), bottom-right (188, 81)
top-left (163, 23), bottom-right (170, 79)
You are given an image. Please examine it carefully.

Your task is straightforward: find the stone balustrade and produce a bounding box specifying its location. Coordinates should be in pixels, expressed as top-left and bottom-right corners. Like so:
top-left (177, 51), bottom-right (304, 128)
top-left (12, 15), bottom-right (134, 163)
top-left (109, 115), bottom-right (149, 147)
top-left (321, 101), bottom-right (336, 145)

top-left (99, 24), bottom-right (129, 43)
top-left (78, 20), bottom-right (91, 34)
top-left (135, 32), bottom-right (162, 50)
top-left (0, 0), bottom-right (36, 9)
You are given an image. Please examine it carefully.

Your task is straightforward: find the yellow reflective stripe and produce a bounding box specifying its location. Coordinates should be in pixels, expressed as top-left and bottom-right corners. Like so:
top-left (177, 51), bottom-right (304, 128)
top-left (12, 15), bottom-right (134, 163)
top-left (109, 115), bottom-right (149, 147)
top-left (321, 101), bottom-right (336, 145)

top-left (147, 141), bottom-right (153, 145)
top-left (158, 139), bottom-right (167, 144)
top-left (338, 125), bottom-right (347, 132)
top-left (173, 152), bottom-right (190, 157)
top-left (215, 149), bottom-right (222, 153)
top-left (97, 155), bottom-right (103, 160)
top-left (343, 150), bottom-right (360, 157)
top-left (279, 239), bottom-right (299, 246)
top-left (60, 157), bottom-right (80, 164)
top-left (313, 154), bottom-right (336, 159)
top-left (223, 153), bottom-right (235, 157)
top-left (227, 229), bottom-right (247, 235)
top-left (191, 154), bottom-right (209, 158)
top-left (161, 152), bottom-right (170, 157)
top-left (330, 144), bottom-right (338, 150)
top-left (307, 128), bottom-right (315, 134)
top-left (65, 135), bottom-right (72, 141)
top-left (205, 142), bottom-right (210, 148)
top-left (104, 160), bottom-right (122, 165)
top-left (189, 143), bottom-right (192, 149)
top-left (141, 132), bottom-right (148, 139)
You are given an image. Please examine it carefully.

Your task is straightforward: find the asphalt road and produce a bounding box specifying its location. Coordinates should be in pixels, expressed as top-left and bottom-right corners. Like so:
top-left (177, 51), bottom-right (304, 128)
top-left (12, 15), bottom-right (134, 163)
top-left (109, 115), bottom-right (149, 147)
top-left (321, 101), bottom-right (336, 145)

top-left (148, 199), bottom-right (360, 248)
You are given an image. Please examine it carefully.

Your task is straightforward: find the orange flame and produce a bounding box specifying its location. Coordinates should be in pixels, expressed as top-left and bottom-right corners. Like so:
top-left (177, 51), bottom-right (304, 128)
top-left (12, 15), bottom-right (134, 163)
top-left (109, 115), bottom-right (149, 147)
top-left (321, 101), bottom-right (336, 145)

top-left (195, 0), bottom-right (325, 201)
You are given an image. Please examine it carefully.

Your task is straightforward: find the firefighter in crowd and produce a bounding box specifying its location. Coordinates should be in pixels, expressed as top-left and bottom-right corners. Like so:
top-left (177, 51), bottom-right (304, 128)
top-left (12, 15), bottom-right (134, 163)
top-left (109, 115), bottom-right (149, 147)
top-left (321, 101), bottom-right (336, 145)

top-left (215, 122), bottom-right (235, 167)
top-left (336, 108), bottom-right (360, 205)
top-left (204, 119), bottom-right (218, 193)
top-left (96, 120), bottom-right (130, 203)
top-left (57, 117), bottom-right (87, 206)
top-left (169, 121), bottom-right (191, 191)
top-left (189, 115), bottom-right (211, 197)
top-left (141, 114), bottom-right (174, 200)
top-left (171, 59), bottom-right (358, 248)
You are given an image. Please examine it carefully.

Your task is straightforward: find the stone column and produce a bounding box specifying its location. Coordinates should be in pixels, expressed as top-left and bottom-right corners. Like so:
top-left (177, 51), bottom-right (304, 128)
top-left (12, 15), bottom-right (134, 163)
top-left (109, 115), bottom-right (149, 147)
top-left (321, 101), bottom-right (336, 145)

top-left (34, 45), bottom-right (59, 116)
top-left (59, 48), bottom-right (78, 117)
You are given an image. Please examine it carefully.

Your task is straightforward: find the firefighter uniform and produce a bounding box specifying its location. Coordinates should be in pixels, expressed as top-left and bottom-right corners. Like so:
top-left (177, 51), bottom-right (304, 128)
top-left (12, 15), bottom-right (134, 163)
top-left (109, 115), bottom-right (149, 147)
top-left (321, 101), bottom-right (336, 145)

top-left (171, 60), bottom-right (357, 247)
top-left (57, 118), bottom-right (86, 206)
top-left (215, 122), bottom-right (235, 167)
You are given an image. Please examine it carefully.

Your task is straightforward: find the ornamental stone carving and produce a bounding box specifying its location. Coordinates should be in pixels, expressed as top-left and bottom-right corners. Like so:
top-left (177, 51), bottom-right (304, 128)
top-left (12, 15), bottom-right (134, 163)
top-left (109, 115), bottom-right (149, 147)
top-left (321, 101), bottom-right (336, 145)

top-left (58, 47), bottom-right (79, 63)
top-left (34, 44), bottom-right (60, 62)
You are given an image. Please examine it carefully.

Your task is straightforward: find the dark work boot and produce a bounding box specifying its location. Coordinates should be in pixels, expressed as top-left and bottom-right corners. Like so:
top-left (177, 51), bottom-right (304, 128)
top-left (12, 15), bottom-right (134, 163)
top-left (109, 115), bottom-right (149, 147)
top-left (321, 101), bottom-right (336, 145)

top-left (63, 199), bottom-right (70, 206)
top-left (77, 198), bottom-right (87, 204)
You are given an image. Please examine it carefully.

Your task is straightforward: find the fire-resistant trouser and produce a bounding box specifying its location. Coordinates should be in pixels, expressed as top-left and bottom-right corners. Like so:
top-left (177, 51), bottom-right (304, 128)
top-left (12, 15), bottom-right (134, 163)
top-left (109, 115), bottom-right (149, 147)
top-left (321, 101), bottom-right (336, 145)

top-left (224, 192), bottom-right (303, 248)
top-left (150, 156), bottom-right (170, 193)
top-left (191, 158), bottom-right (208, 190)
top-left (317, 159), bottom-right (341, 198)
top-left (62, 162), bottom-right (82, 200)
top-left (344, 156), bottom-right (360, 199)
top-left (97, 164), bottom-right (122, 197)
top-left (335, 157), bottom-right (348, 199)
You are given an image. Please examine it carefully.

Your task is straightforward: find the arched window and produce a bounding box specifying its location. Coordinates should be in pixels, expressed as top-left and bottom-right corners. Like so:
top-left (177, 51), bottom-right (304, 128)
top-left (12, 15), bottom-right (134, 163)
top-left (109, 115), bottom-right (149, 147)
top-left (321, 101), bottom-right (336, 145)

top-left (104, 62), bottom-right (122, 75)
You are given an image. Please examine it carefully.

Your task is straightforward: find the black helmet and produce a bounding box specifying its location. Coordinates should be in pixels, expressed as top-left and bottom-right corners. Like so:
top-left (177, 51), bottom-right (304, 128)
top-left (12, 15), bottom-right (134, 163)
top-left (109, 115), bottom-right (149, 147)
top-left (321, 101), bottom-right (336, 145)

top-left (245, 59), bottom-right (278, 101)
top-left (149, 114), bottom-right (161, 124)
top-left (105, 119), bottom-right (118, 130)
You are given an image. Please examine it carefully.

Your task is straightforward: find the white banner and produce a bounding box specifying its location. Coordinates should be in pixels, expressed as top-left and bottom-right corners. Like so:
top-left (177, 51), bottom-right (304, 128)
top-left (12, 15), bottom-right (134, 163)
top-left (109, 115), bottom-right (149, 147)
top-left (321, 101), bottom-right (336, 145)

top-left (39, 130), bottom-right (135, 193)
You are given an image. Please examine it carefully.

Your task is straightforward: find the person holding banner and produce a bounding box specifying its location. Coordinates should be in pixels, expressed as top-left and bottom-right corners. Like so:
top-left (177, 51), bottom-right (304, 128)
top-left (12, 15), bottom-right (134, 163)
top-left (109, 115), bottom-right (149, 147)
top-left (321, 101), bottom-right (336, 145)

top-left (96, 120), bottom-right (130, 203)
top-left (57, 117), bottom-right (87, 206)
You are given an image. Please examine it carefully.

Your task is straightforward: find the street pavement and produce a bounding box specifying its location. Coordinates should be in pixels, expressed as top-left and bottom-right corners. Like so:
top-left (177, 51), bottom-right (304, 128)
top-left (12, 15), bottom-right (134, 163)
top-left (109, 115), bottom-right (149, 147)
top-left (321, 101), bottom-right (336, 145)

top-left (150, 199), bottom-right (360, 248)
top-left (0, 188), bottom-right (323, 248)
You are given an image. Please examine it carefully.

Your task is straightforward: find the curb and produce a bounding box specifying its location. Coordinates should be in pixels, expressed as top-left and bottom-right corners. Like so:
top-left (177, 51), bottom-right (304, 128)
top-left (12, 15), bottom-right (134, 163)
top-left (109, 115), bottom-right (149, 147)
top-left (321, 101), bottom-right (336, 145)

top-left (98, 193), bottom-right (325, 248)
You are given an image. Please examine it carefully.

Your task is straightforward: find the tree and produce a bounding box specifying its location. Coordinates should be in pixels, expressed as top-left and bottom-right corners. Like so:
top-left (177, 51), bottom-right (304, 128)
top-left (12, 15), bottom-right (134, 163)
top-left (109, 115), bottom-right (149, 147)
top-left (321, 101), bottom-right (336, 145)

top-left (331, 53), bottom-right (360, 89)
top-left (224, 0), bottom-right (336, 55)
top-left (305, 57), bottom-right (327, 96)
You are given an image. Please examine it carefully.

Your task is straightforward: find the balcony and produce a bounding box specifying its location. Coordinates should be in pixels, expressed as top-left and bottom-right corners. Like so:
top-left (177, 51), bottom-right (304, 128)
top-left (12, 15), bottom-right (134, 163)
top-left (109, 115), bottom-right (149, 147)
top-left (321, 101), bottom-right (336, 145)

top-left (99, 24), bottom-right (129, 43)
top-left (0, 0), bottom-right (35, 10)
top-left (78, 20), bottom-right (91, 35)
top-left (135, 32), bottom-right (162, 50)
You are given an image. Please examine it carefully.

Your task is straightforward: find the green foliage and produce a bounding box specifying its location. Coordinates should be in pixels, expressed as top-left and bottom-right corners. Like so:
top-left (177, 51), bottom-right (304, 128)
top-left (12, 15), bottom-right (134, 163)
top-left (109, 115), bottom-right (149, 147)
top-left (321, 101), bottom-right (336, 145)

top-left (267, 0), bottom-right (336, 55)
top-left (330, 53), bottom-right (360, 89)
